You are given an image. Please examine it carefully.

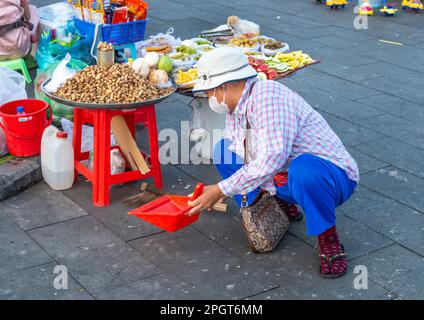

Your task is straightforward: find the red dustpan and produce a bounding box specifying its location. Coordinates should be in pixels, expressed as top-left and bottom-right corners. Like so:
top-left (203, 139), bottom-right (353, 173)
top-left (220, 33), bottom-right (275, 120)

top-left (128, 183), bottom-right (204, 232)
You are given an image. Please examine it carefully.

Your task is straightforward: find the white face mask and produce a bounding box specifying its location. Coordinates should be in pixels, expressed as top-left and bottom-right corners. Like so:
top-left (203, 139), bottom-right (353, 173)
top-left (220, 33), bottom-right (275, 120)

top-left (209, 87), bottom-right (229, 114)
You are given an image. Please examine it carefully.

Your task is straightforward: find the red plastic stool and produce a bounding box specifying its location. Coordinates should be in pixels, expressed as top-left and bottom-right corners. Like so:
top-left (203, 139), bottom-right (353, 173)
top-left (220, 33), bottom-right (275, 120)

top-left (73, 105), bottom-right (163, 207)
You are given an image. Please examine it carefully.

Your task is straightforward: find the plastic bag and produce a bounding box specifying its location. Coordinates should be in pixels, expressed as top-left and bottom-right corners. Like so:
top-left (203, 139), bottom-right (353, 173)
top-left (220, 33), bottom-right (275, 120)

top-left (189, 98), bottom-right (208, 141)
top-left (88, 149), bottom-right (125, 175)
top-left (35, 57), bottom-right (88, 122)
top-left (45, 54), bottom-right (76, 93)
top-left (60, 118), bottom-right (116, 153)
top-left (38, 2), bottom-right (75, 30)
top-left (0, 67), bottom-right (27, 104)
top-left (227, 16), bottom-right (260, 35)
top-left (36, 20), bottom-right (93, 71)
top-left (138, 28), bottom-right (181, 55)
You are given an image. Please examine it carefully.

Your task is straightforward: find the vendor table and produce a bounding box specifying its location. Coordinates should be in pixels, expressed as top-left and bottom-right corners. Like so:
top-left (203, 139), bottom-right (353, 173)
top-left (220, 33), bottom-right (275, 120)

top-left (42, 80), bottom-right (176, 207)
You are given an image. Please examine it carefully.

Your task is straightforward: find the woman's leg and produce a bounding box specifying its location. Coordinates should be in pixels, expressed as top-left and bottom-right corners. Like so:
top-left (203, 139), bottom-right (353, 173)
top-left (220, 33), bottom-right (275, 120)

top-left (276, 153), bottom-right (357, 236)
top-left (275, 153), bottom-right (357, 278)
top-left (213, 139), bottom-right (261, 207)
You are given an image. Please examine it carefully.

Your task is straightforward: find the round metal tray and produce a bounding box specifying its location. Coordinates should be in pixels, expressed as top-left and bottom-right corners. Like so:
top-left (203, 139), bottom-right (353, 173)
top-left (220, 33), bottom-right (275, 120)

top-left (41, 78), bottom-right (177, 110)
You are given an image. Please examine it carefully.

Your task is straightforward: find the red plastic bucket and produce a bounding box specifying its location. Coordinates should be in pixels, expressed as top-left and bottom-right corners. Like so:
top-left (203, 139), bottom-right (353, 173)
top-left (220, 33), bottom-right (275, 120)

top-left (0, 99), bottom-right (52, 157)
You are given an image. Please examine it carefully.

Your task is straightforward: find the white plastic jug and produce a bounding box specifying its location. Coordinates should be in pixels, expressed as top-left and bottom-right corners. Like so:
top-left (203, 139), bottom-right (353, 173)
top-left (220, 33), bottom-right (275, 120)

top-left (41, 126), bottom-right (74, 190)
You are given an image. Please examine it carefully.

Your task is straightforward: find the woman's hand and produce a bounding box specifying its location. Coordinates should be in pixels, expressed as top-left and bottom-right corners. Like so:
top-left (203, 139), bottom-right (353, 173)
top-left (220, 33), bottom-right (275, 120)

top-left (187, 184), bottom-right (224, 216)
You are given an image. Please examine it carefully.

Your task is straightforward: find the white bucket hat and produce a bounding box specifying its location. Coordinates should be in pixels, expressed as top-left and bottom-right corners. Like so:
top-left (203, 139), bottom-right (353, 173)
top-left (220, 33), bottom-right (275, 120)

top-left (192, 47), bottom-right (257, 93)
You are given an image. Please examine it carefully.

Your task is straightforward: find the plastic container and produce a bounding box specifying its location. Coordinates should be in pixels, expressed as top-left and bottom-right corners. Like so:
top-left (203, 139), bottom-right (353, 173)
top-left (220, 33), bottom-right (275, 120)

top-left (41, 126), bottom-right (74, 190)
top-left (73, 17), bottom-right (148, 46)
top-left (0, 99), bottom-right (52, 157)
top-left (128, 183), bottom-right (204, 232)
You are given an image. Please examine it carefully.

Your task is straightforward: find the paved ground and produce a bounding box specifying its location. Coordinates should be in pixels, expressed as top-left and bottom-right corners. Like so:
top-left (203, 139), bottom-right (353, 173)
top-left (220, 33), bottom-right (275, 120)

top-left (1, 0), bottom-right (424, 299)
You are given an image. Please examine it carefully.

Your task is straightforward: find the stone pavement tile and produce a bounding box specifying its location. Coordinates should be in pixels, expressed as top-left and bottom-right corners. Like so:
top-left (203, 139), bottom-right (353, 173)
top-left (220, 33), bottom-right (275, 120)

top-left (301, 90), bottom-right (384, 121)
top-left (359, 113), bottom-right (424, 150)
top-left (319, 112), bottom-right (386, 147)
top-left (344, 199), bottom-right (424, 257)
top-left (246, 275), bottom-right (394, 300)
top-left (0, 262), bottom-right (92, 300)
top-left (309, 25), bottom-right (376, 42)
top-left (128, 227), bottom-right (277, 299)
top-left (352, 244), bottom-right (424, 299)
top-left (347, 148), bottom-right (388, 175)
top-left (288, 214), bottom-right (394, 260)
top-left (0, 156), bottom-right (42, 202)
top-left (28, 215), bottom-right (159, 294)
top-left (357, 94), bottom-right (424, 125)
top-left (305, 73), bottom-right (381, 101)
top-left (156, 98), bottom-right (192, 129)
top-left (311, 61), bottom-right (389, 83)
top-left (3, 182), bottom-right (87, 231)
top-left (337, 185), bottom-right (392, 216)
top-left (240, 234), bottom-right (393, 299)
top-left (354, 137), bottom-right (424, 179)
top-left (128, 227), bottom-right (232, 269)
top-left (348, 40), bottom-right (424, 74)
top-left (176, 163), bottom-right (221, 186)
top-left (360, 76), bottom-right (424, 106)
top-left (154, 17), bottom-right (216, 40)
top-left (192, 205), bottom-right (250, 255)
top-left (306, 46), bottom-right (377, 68)
top-left (360, 166), bottom-right (424, 213)
top-left (0, 214), bottom-right (52, 275)
top-left (311, 36), bottom-right (360, 49)
top-left (93, 274), bottom-right (199, 300)
top-left (62, 176), bottom-right (163, 242)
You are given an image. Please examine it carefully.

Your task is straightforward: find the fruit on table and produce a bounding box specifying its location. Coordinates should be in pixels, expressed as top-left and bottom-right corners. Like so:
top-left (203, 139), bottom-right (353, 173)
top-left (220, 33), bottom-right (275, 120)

top-left (262, 38), bottom-right (285, 50)
top-left (144, 52), bottom-right (160, 67)
top-left (275, 51), bottom-right (313, 70)
top-left (175, 68), bottom-right (198, 85)
top-left (131, 58), bottom-right (150, 78)
top-left (176, 45), bottom-right (197, 55)
top-left (230, 34), bottom-right (258, 48)
top-left (248, 57), bottom-right (286, 80)
top-left (170, 52), bottom-right (193, 61)
top-left (149, 69), bottom-right (169, 85)
top-left (257, 72), bottom-right (267, 80)
top-left (158, 55), bottom-right (173, 73)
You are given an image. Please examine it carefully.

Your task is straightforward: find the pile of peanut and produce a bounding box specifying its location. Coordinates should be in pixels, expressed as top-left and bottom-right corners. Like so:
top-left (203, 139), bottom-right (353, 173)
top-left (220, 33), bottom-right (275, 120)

top-left (97, 41), bottom-right (114, 51)
top-left (53, 64), bottom-right (174, 104)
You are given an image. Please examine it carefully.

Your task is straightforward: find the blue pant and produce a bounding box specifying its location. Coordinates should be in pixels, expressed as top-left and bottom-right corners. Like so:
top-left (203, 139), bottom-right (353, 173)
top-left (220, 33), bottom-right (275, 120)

top-left (213, 139), bottom-right (357, 236)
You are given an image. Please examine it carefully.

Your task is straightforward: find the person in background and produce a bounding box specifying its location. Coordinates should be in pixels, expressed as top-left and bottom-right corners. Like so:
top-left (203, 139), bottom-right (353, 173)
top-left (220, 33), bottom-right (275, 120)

top-left (0, 0), bottom-right (40, 61)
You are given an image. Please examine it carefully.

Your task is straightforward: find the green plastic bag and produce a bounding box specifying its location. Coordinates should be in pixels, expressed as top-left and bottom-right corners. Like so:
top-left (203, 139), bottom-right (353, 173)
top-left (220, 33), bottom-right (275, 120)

top-left (34, 58), bottom-right (88, 124)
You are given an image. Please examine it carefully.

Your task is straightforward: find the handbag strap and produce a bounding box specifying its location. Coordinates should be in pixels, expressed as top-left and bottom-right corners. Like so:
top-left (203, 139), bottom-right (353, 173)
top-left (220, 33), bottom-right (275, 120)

top-left (241, 80), bottom-right (257, 207)
top-left (0, 19), bottom-right (33, 37)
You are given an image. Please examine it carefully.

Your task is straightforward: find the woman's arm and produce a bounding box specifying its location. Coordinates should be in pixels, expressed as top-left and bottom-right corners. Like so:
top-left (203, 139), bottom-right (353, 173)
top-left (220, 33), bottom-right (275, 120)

top-left (21, 0), bottom-right (31, 21)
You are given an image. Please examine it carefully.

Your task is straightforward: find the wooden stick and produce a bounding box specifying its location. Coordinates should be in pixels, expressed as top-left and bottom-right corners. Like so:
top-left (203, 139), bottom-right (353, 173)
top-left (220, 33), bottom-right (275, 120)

top-left (187, 193), bottom-right (228, 213)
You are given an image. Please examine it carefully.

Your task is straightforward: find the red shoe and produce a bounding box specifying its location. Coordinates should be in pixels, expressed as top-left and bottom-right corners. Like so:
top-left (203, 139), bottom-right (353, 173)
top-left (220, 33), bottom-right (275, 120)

top-left (274, 197), bottom-right (303, 222)
top-left (318, 227), bottom-right (348, 279)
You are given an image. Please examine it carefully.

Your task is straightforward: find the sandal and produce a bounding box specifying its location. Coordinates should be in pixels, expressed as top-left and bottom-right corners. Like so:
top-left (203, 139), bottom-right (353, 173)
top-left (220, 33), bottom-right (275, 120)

top-left (274, 197), bottom-right (303, 222)
top-left (318, 244), bottom-right (348, 279)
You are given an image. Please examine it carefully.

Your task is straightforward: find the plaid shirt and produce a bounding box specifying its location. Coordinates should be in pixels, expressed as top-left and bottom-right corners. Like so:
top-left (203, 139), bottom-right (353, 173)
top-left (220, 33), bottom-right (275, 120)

top-left (217, 78), bottom-right (359, 197)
